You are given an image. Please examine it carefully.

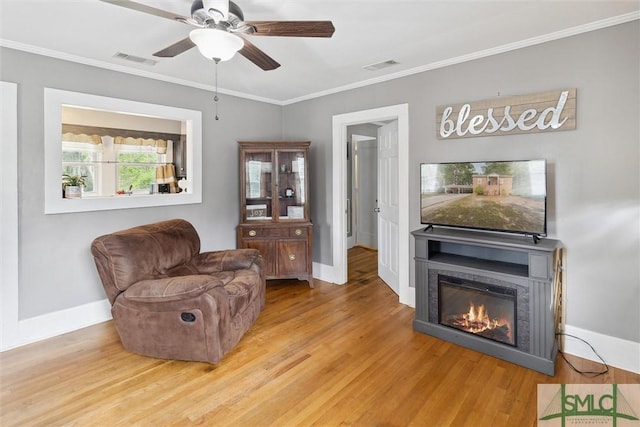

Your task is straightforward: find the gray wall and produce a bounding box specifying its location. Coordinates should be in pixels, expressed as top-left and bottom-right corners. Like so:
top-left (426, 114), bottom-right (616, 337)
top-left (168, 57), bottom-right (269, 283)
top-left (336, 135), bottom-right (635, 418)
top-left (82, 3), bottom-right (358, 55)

top-left (2, 21), bottom-right (638, 345)
top-left (283, 22), bottom-right (640, 343)
top-left (1, 47), bottom-right (282, 319)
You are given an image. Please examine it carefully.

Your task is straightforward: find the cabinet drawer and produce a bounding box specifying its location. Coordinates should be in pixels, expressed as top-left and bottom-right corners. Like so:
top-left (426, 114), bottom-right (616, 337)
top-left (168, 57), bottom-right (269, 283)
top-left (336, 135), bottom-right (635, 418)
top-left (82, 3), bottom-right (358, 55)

top-left (241, 226), bottom-right (309, 239)
top-left (241, 227), bottom-right (289, 238)
top-left (289, 227), bottom-right (308, 238)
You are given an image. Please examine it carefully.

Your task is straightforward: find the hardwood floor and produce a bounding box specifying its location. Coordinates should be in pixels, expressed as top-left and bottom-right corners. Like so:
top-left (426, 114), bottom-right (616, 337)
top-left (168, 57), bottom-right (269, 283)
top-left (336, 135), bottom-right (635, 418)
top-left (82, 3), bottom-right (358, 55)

top-left (1, 246), bottom-right (638, 426)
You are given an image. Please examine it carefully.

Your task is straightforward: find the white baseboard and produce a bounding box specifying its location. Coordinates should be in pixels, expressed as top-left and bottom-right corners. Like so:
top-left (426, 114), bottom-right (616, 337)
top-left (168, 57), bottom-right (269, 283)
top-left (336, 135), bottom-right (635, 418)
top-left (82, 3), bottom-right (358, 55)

top-left (4, 281), bottom-right (638, 376)
top-left (309, 263), bottom-right (638, 374)
top-left (400, 286), bottom-right (415, 308)
top-left (314, 262), bottom-right (417, 309)
top-left (2, 263), bottom-right (338, 353)
top-left (312, 261), bottom-right (342, 284)
top-left (561, 324), bottom-right (640, 374)
top-left (2, 262), bottom-right (338, 352)
top-left (1, 299), bottom-right (112, 352)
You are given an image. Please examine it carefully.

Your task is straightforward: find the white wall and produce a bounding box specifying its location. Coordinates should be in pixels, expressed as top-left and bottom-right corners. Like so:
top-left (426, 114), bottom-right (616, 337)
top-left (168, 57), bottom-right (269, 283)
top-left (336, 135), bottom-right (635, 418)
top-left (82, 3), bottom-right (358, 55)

top-left (283, 22), bottom-right (639, 370)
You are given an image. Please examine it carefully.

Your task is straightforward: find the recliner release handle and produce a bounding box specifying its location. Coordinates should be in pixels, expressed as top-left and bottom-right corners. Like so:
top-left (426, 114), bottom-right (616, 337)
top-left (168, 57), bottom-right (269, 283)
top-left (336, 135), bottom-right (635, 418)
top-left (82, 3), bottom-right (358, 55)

top-left (181, 312), bottom-right (196, 322)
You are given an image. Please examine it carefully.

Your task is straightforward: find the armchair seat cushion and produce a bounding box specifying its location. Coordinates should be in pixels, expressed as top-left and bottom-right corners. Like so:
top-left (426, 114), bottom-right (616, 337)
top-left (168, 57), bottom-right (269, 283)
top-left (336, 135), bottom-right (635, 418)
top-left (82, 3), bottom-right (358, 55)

top-left (123, 275), bottom-right (223, 303)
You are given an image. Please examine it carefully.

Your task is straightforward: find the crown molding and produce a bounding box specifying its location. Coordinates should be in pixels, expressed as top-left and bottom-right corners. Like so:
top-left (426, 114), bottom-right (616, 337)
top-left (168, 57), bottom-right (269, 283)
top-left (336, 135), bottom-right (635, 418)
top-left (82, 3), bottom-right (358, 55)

top-left (2, 11), bottom-right (638, 107)
top-left (0, 39), bottom-right (284, 105)
top-left (281, 11), bottom-right (640, 105)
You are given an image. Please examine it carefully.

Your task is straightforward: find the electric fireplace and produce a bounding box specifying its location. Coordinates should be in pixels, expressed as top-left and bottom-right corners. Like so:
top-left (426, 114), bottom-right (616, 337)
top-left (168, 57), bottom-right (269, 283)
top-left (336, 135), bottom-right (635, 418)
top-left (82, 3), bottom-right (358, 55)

top-left (438, 275), bottom-right (516, 347)
top-left (427, 269), bottom-right (531, 353)
top-left (412, 227), bottom-right (562, 375)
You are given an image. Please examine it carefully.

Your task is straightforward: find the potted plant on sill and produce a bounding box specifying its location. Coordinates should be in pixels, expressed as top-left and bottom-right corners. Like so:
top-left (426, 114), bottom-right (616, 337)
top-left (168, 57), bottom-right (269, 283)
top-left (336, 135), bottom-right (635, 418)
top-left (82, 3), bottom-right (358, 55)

top-left (62, 173), bottom-right (86, 199)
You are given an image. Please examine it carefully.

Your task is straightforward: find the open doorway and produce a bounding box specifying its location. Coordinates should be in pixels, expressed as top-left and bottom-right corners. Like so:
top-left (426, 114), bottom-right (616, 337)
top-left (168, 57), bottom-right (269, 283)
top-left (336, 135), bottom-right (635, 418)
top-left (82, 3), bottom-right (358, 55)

top-left (348, 133), bottom-right (377, 250)
top-left (331, 104), bottom-right (413, 307)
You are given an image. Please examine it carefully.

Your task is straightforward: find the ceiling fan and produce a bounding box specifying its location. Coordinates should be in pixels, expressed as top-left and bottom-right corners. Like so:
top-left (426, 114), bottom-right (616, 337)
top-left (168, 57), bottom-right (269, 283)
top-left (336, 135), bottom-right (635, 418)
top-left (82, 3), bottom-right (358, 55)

top-left (100, 0), bottom-right (335, 70)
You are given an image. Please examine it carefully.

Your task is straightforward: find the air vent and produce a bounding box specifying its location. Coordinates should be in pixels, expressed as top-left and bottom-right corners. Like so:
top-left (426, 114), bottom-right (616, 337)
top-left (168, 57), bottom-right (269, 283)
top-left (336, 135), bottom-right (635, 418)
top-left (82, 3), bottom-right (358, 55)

top-left (363, 59), bottom-right (399, 71)
top-left (114, 52), bottom-right (158, 66)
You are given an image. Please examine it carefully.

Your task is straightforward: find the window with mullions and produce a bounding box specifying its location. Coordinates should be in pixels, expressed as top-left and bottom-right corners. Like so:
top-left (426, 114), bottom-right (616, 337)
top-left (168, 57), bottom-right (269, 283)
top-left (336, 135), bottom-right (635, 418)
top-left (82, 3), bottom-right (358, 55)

top-left (116, 144), bottom-right (165, 194)
top-left (61, 139), bottom-right (166, 197)
top-left (62, 141), bottom-right (101, 195)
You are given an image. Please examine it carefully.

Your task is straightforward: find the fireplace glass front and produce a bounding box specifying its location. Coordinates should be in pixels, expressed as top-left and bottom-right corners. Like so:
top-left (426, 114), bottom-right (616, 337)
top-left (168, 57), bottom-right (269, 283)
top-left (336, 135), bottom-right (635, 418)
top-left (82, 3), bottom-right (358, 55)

top-left (438, 275), bottom-right (517, 346)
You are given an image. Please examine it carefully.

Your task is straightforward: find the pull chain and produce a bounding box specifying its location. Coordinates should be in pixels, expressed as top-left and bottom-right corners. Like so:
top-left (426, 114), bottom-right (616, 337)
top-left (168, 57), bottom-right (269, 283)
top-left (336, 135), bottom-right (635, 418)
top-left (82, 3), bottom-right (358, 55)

top-left (214, 58), bottom-right (220, 120)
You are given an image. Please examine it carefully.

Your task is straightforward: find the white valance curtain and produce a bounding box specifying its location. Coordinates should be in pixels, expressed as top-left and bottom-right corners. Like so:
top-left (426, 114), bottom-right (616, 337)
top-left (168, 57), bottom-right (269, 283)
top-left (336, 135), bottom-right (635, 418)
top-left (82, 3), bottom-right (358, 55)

top-left (114, 136), bottom-right (168, 154)
top-left (61, 125), bottom-right (175, 154)
top-left (61, 133), bottom-right (168, 154)
top-left (61, 132), bottom-right (102, 145)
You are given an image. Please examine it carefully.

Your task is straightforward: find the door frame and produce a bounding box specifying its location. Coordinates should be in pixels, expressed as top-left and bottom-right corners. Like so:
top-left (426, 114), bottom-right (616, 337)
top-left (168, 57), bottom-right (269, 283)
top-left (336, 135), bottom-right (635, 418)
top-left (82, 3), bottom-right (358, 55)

top-left (1, 81), bottom-right (19, 350)
top-left (331, 104), bottom-right (413, 306)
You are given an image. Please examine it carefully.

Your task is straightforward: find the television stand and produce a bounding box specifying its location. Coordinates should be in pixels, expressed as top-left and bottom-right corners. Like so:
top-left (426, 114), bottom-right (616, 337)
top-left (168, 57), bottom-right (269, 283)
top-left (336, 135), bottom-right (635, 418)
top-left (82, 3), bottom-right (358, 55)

top-left (412, 227), bottom-right (562, 375)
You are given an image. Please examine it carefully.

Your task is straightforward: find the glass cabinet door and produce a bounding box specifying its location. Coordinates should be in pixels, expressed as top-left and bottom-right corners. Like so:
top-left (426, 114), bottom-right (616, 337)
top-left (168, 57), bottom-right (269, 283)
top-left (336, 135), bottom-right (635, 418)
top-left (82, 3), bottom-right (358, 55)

top-left (276, 150), bottom-right (307, 220)
top-left (244, 151), bottom-right (273, 221)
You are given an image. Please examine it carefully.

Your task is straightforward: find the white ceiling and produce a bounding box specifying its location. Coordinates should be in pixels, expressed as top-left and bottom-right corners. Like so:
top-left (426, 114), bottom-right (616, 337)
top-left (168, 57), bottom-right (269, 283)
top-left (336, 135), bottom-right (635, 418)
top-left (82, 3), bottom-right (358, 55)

top-left (1, 0), bottom-right (639, 105)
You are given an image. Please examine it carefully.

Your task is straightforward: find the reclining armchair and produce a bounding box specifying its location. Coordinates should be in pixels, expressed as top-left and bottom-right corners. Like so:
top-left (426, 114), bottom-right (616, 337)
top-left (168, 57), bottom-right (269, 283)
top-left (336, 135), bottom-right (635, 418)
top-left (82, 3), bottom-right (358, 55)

top-left (91, 219), bottom-right (265, 364)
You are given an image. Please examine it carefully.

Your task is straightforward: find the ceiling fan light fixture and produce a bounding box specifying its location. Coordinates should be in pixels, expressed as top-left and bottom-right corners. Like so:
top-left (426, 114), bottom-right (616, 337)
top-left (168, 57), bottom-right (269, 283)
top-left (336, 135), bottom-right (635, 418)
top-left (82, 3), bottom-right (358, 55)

top-left (189, 28), bottom-right (244, 62)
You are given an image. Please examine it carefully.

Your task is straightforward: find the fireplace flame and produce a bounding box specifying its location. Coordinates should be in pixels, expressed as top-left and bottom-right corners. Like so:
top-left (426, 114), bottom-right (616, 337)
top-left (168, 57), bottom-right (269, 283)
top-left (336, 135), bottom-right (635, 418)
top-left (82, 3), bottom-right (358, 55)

top-left (465, 303), bottom-right (489, 329)
top-left (453, 302), bottom-right (512, 342)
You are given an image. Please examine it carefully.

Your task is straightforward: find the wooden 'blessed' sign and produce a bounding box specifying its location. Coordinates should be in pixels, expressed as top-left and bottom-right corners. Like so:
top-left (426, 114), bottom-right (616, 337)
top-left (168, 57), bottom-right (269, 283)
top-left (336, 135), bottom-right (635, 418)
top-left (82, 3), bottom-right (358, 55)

top-left (436, 88), bottom-right (576, 140)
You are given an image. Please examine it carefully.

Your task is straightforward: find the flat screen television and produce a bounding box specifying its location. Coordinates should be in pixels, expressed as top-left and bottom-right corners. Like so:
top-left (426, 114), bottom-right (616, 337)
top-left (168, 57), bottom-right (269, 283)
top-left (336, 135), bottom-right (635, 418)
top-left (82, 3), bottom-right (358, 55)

top-left (420, 159), bottom-right (547, 237)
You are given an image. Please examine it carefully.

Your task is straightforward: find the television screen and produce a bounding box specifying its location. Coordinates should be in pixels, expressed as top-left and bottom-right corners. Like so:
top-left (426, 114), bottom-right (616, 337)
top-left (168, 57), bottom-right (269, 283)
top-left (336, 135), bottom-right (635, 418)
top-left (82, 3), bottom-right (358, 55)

top-left (420, 160), bottom-right (547, 236)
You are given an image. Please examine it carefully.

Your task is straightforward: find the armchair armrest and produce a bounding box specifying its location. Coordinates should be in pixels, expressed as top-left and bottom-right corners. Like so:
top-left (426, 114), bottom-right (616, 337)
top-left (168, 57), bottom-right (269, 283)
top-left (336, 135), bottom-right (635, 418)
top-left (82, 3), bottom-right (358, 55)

top-left (190, 248), bottom-right (262, 275)
top-left (123, 275), bottom-right (224, 303)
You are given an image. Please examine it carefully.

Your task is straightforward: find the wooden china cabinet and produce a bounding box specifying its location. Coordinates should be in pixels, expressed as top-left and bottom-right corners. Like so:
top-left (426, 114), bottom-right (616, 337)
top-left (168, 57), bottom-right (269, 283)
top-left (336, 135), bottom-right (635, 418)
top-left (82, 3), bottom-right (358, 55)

top-left (237, 141), bottom-right (313, 287)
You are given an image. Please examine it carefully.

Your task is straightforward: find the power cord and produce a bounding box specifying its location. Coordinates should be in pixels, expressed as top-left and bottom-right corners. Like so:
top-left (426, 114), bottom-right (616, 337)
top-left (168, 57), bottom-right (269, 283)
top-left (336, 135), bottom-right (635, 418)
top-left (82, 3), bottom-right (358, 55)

top-left (552, 249), bottom-right (608, 377)
top-left (556, 332), bottom-right (609, 377)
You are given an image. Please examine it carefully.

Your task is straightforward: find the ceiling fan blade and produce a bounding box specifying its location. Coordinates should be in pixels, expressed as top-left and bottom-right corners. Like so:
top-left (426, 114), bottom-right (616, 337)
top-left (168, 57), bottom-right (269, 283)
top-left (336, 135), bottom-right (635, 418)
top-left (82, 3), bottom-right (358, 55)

top-left (245, 21), bottom-right (335, 38)
top-left (99, 0), bottom-right (191, 22)
top-left (239, 38), bottom-right (280, 71)
top-left (153, 37), bottom-right (196, 58)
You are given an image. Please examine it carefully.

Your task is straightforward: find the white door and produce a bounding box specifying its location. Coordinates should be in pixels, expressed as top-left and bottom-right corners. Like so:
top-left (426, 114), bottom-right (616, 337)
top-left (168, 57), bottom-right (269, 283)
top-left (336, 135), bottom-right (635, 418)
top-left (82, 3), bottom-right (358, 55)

top-left (354, 139), bottom-right (378, 248)
top-left (377, 121), bottom-right (399, 294)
